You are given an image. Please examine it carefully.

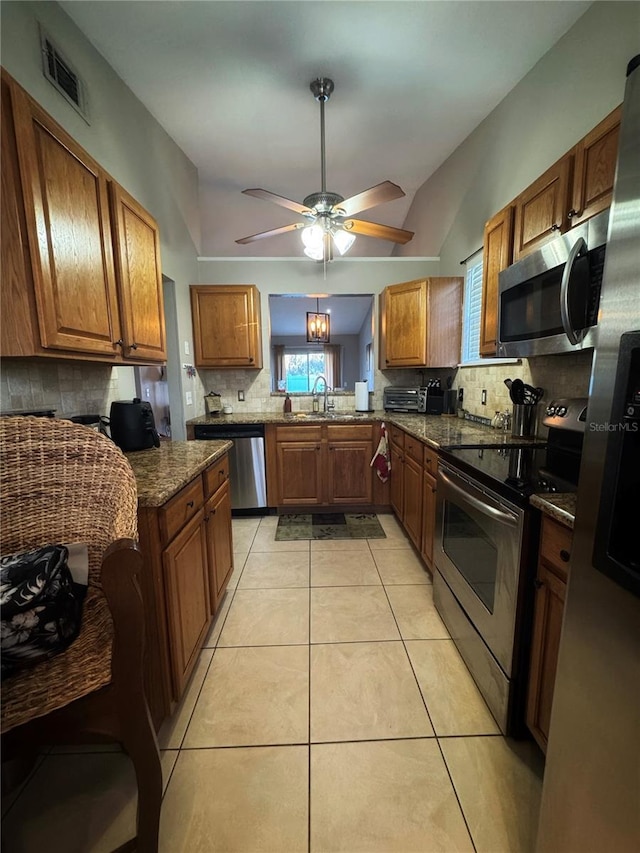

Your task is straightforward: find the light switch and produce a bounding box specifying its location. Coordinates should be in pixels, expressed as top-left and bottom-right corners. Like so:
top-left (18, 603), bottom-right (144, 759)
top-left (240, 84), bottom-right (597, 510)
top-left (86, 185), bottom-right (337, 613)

top-left (184, 341), bottom-right (190, 355)
top-left (185, 391), bottom-right (193, 406)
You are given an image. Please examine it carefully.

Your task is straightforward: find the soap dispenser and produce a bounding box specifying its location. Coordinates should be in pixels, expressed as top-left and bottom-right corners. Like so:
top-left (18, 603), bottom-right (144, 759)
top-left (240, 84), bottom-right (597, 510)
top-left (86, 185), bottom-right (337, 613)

top-left (283, 394), bottom-right (292, 413)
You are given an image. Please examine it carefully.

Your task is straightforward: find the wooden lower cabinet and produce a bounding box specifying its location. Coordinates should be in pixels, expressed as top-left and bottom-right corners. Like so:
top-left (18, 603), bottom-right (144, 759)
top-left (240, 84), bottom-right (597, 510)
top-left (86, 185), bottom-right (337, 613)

top-left (136, 452), bottom-right (233, 728)
top-left (327, 440), bottom-right (373, 504)
top-left (526, 516), bottom-right (572, 753)
top-left (205, 480), bottom-right (234, 612)
top-left (389, 444), bottom-right (404, 518)
top-left (421, 470), bottom-right (437, 569)
top-left (403, 454), bottom-right (423, 549)
top-left (163, 509), bottom-right (211, 700)
top-left (270, 423), bottom-right (374, 508)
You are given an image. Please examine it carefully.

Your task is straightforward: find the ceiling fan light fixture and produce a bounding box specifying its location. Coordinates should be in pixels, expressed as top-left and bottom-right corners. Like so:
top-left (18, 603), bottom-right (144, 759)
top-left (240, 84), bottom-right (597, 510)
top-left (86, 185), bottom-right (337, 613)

top-left (303, 245), bottom-right (324, 261)
top-left (332, 227), bottom-right (356, 255)
top-left (301, 224), bottom-right (324, 251)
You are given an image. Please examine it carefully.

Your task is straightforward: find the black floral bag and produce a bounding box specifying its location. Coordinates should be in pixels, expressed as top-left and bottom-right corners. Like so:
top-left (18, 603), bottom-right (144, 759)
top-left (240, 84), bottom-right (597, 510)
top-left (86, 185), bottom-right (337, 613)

top-left (0, 545), bottom-right (82, 679)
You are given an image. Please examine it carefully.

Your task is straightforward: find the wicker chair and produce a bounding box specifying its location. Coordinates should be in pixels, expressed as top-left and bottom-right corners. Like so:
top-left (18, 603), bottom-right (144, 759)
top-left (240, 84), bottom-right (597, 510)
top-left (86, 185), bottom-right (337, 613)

top-left (0, 417), bottom-right (162, 853)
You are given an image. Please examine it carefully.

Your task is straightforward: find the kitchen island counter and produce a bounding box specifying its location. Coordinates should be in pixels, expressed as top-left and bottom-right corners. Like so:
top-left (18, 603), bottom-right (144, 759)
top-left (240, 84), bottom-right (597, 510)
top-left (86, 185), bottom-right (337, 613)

top-left (530, 493), bottom-right (577, 529)
top-left (126, 439), bottom-right (232, 507)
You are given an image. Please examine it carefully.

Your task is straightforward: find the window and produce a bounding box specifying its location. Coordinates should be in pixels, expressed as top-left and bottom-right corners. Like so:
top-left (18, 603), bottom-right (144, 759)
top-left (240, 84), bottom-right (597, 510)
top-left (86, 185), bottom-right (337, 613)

top-left (461, 250), bottom-right (484, 364)
top-left (282, 350), bottom-right (325, 392)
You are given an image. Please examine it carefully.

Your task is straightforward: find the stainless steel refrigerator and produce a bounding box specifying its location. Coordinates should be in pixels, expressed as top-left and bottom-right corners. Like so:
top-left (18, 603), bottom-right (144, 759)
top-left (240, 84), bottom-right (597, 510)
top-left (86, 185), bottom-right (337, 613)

top-left (536, 55), bottom-right (640, 852)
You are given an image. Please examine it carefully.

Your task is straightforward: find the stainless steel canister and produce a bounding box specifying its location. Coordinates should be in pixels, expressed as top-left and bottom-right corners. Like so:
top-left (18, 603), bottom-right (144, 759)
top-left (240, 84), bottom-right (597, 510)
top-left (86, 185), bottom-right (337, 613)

top-left (511, 404), bottom-right (537, 437)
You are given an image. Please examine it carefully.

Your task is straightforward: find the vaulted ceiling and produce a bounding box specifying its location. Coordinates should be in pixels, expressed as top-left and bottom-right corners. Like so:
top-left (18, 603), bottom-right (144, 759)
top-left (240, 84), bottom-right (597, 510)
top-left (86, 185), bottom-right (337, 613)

top-left (62, 1), bottom-right (590, 258)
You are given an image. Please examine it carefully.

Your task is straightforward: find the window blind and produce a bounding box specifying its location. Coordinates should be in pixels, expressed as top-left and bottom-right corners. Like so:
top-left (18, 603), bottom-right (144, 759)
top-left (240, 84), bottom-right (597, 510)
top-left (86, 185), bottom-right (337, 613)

top-left (461, 251), bottom-right (484, 364)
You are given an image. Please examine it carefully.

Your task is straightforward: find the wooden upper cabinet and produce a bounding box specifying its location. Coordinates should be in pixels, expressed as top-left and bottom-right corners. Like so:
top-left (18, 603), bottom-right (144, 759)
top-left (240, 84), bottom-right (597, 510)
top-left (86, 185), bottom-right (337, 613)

top-left (513, 153), bottom-right (573, 261)
top-left (109, 182), bottom-right (166, 362)
top-left (191, 284), bottom-right (263, 369)
top-left (10, 79), bottom-right (122, 357)
top-left (480, 205), bottom-right (514, 357)
top-left (381, 277), bottom-right (462, 369)
top-left (569, 105), bottom-right (621, 228)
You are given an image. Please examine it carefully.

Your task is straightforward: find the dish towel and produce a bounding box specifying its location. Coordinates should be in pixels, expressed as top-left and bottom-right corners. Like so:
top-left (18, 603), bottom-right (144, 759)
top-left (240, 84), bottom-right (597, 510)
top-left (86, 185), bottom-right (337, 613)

top-left (370, 422), bottom-right (390, 483)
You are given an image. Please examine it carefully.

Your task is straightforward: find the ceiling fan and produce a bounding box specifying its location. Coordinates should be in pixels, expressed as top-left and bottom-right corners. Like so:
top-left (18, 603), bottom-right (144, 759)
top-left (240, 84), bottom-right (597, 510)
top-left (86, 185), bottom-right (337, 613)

top-left (236, 77), bottom-right (414, 260)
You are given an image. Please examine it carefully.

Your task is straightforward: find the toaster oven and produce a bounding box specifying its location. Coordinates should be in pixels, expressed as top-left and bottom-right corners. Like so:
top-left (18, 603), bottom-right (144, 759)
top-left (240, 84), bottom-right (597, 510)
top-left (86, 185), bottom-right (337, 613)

top-left (383, 387), bottom-right (427, 413)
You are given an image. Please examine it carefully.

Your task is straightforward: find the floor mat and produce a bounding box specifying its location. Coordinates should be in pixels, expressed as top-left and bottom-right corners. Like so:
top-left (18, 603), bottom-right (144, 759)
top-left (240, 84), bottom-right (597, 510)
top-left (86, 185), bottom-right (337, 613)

top-left (275, 513), bottom-right (386, 540)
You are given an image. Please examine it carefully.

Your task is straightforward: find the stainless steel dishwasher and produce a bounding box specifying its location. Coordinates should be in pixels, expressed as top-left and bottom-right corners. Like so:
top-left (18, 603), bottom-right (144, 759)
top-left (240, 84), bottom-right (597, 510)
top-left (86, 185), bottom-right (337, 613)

top-left (193, 423), bottom-right (267, 512)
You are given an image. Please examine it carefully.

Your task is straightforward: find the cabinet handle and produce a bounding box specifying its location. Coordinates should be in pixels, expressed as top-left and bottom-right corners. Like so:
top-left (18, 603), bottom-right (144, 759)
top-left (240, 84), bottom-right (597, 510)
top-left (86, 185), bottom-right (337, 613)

top-left (114, 339), bottom-right (124, 348)
top-left (130, 342), bottom-right (139, 351)
top-left (567, 209), bottom-right (578, 220)
top-left (550, 223), bottom-right (561, 232)
top-left (560, 549), bottom-right (571, 563)
top-left (219, 470), bottom-right (225, 479)
top-left (534, 578), bottom-right (544, 589)
top-left (316, 445), bottom-right (321, 451)
top-left (211, 508), bottom-right (216, 516)
top-left (249, 357), bottom-right (254, 363)
top-left (186, 500), bottom-right (194, 509)
top-left (204, 513), bottom-right (210, 522)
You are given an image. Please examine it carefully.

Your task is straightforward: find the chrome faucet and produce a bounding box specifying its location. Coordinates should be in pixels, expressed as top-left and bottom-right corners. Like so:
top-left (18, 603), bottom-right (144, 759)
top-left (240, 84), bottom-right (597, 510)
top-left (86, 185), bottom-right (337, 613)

top-left (311, 375), bottom-right (331, 412)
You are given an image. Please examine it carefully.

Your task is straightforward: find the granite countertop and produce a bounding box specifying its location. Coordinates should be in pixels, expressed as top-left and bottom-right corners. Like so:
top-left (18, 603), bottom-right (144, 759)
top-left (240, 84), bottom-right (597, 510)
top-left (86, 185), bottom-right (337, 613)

top-left (126, 439), bottom-right (232, 507)
top-left (186, 410), bottom-right (544, 450)
top-left (529, 493), bottom-right (577, 529)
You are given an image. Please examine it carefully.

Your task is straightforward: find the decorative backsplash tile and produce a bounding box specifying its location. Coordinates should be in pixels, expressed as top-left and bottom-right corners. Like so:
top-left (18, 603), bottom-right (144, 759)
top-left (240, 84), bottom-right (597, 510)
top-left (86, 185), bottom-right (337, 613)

top-left (1, 360), bottom-right (122, 418)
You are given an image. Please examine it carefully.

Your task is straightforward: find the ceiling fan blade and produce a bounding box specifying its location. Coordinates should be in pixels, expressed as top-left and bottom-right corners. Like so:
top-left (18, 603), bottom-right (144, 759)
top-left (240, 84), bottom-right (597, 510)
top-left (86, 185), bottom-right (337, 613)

top-left (337, 181), bottom-right (406, 217)
top-left (236, 223), bottom-right (302, 244)
top-left (242, 188), bottom-right (311, 215)
top-left (345, 219), bottom-right (414, 244)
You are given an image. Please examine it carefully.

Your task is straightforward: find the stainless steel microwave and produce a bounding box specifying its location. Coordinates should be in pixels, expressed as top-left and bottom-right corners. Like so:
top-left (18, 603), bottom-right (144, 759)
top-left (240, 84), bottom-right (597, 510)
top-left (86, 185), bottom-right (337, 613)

top-left (498, 209), bottom-right (609, 357)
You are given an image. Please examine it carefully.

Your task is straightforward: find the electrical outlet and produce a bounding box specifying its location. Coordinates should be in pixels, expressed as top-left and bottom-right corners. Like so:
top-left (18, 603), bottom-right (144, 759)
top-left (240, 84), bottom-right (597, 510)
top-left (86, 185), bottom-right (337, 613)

top-left (144, 386), bottom-right (150, 399)
top-left (238, 390), bottom-right (245, 402)
top-left (185, 391), bottom-right (193, 406)
top-left (481, 389), bottom-right (487, 405)
top-left (184, 341), bottom-right (190, 355)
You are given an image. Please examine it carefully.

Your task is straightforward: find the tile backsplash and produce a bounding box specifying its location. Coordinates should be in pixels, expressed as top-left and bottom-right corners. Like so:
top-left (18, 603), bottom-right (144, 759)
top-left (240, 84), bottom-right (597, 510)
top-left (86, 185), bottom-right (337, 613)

top-left (1, 359), bottom-right (123, 418)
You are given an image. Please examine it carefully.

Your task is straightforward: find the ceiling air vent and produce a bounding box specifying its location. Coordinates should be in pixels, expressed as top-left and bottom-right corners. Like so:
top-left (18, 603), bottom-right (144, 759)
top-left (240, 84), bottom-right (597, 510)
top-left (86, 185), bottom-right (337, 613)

top-left (39, 27), bottom-right (89, 122)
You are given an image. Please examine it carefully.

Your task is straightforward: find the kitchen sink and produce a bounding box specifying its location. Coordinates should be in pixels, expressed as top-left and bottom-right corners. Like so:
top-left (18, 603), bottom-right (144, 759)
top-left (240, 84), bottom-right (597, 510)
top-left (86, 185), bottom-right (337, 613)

top-left (286, 412), bottom-right (368, 420)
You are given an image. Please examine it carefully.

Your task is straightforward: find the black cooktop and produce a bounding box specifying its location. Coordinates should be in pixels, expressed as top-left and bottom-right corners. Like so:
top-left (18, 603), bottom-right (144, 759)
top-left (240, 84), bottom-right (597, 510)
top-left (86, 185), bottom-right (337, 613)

top-left (439, 442), bottom-right (579, 505)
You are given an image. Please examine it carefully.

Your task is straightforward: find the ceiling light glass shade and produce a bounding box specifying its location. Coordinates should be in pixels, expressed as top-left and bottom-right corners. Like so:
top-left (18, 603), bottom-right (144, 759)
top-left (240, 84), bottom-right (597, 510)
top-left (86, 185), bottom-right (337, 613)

top-left (332, 228), bottom-right (356, 255)
top-left (301, 224), bottom-right (324, 251)
top-left (303, 245), bottom-right (324, 261)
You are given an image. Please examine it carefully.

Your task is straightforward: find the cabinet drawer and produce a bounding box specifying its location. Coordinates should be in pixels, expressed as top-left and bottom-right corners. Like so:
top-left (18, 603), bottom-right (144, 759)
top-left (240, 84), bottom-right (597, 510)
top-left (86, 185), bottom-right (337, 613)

top-left (404, 434), bottom-right (423, 464)
top-left (326, 424), bottom-right (373, 441)
top-left (276, 425), bottom-right (322, 442)
top-left (423, 447), bottom-right (438, 476)
top-left (389, 425), bottom-right (405, 449)
top-left (540, 516), bottom-right (573, 581)
top-left (159, 477), bottom-right (204, 545)
top-left (204, 455), bottom-right (229, 498)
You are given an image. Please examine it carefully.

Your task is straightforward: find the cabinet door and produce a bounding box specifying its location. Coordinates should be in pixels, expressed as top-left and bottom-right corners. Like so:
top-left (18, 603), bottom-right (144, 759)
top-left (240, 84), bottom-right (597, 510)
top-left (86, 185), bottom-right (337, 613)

top-left (480, 206), bottom-right (514, 357)
top-left (163, 510), bottom-right (212, 700)
top-left (569, 106), bottom-right (621, 228)
top-left (513, 154), bottom-right (572, 261)
top-left (191, 285), bottom-right (262, 368)
top-left (110, 182), bottom-right (166, 362)
top-left (389, 445), bottom-right (404, 520)
top-left (11, 83), bottom-right (122, 356)
top-left (276, 441), bottom-right (323, 506)
top-left (420, 471), bottom-right (437, 569)
top-left (205, 480), bottom-right (234, 613)
top-left (526, 562), bottom-right (567, 753)
top-left (402, 455), bottom-right (423, 549)
top-left (327, 440), bottom-right (373, 505)
top-left (383, 279), bottom-right (427, 367)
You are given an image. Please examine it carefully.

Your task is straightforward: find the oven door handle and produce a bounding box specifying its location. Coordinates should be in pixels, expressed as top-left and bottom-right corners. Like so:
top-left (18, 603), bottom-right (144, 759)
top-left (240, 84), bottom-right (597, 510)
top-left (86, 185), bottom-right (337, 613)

top-left (560, 236), bottom-right (587, 346)
top-left (439, 469), bottom-right (519, 526)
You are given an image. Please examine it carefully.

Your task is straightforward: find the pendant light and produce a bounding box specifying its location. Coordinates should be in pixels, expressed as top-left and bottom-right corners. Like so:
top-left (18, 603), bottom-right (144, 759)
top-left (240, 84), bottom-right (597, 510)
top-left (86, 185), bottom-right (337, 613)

top-left (306, 297), bottom-right (331, 343)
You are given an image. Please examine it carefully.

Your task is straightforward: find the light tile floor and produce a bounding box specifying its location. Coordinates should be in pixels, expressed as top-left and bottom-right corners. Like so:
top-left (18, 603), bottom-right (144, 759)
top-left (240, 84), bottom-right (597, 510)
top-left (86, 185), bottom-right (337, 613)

top-left (1, 513), bottom-right (544, 853)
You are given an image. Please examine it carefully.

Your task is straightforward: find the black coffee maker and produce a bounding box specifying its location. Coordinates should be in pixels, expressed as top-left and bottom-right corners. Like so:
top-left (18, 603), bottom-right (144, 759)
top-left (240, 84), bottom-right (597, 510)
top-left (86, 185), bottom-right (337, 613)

top-left (109, 398), bottom-right (160, 452)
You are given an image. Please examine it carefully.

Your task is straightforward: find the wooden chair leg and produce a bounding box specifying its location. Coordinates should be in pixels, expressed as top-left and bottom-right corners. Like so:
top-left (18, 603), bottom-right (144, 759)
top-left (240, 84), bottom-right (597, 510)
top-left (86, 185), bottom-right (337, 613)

top-left (120, 702), bottom-right (162, 853)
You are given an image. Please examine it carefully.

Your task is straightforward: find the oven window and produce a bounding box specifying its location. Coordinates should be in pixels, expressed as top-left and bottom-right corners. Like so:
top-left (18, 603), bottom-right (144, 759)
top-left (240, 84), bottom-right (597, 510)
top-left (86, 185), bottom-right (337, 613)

top-left (443, 503), bottom-right (498, 613)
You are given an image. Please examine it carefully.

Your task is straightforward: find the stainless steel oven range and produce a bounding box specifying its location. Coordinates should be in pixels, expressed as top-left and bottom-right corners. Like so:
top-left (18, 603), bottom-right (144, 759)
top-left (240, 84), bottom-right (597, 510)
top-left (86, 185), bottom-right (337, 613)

top-left (433, 399), bottom-right (587, 734)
